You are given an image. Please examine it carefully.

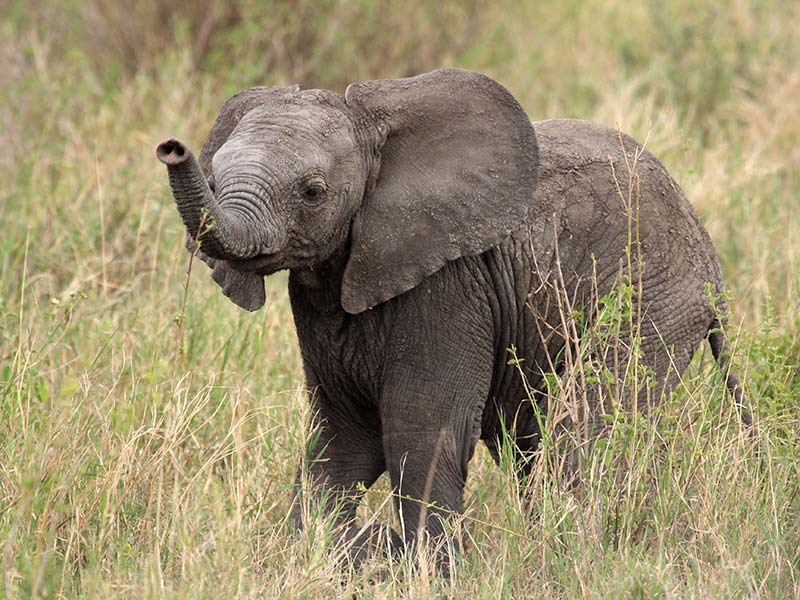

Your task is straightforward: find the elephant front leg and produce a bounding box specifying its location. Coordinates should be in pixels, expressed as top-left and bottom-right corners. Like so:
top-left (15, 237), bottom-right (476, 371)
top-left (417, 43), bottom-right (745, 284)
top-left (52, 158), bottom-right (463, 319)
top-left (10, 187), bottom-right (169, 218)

top-left (376, 296), bottom-right (494, 575)
top-left (382, 424), bottom-right (476, 574)
top-left (291, 386), bottom-right (391, 567)
top-left (380, 371), bottom-right (490, 575)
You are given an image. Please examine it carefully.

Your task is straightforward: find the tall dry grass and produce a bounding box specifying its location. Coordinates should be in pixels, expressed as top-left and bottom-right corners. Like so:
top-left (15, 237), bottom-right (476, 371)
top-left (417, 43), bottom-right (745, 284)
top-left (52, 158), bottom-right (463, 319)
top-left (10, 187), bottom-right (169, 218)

top-left (1, 0), bottom-right (798, 597)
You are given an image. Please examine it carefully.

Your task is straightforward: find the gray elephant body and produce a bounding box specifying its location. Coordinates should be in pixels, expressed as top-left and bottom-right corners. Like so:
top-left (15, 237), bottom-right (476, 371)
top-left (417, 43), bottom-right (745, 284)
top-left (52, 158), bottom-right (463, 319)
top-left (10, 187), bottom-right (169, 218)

top-left (287, 118), bottom-right (726, 544)
top-left (157, 70), bottom-right (744, 567)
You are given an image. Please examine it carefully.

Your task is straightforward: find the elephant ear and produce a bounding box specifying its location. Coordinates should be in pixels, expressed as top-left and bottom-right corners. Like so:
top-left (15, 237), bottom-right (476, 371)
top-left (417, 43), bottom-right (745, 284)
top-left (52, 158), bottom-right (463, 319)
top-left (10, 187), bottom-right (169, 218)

top-left (194, 84), bottom-right (299, 311)
top-left (340, 68), bottom-right (538, 314)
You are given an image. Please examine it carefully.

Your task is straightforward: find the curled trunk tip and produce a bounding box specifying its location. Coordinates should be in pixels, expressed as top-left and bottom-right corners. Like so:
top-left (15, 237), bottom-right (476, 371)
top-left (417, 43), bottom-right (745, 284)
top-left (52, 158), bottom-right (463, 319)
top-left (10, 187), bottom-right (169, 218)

top-left (156, 138), bottom-right (190, 166)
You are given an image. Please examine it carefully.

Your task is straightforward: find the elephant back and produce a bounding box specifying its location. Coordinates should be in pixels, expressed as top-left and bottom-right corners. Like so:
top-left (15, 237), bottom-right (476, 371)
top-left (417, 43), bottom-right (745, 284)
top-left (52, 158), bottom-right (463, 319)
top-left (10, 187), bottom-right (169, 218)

top-left (531, 118), bottom-right (725, 299)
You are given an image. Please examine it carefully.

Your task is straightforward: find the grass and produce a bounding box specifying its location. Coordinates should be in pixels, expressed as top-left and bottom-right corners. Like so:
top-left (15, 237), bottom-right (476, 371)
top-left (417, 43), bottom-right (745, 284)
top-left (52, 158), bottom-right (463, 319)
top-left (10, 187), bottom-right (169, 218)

top-left (1, 0), bottom-right (798, 597)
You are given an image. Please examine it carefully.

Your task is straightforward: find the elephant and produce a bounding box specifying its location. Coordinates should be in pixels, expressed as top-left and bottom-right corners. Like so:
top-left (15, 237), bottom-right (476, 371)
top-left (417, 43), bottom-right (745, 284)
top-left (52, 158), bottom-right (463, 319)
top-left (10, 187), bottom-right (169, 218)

top-left (156, 68), bottom-right (749, 569)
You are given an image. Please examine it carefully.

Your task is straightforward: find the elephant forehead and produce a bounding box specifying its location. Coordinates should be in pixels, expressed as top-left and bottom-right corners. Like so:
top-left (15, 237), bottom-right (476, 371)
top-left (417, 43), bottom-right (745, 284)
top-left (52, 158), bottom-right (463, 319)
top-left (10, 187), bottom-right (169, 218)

top-left (212, 126), bottom-right (356, 184)
top-left (225, 134), bottom-right (341, 169)
top-left (229, 102), bottom-right (355, 154)
top-left (237, 94), bottom-right (353, 139)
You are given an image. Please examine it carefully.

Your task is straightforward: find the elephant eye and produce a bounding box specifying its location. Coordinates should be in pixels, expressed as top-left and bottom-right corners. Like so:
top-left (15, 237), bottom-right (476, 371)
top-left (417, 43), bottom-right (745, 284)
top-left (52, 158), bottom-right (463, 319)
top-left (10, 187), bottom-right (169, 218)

top-left (300, 182), bottom-right (326, 203)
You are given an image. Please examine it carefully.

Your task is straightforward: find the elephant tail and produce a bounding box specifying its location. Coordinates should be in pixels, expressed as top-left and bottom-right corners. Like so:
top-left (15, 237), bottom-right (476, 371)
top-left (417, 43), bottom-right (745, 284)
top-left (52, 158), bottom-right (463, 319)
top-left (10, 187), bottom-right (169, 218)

top-left (707, 318), bottom-right (753, 428)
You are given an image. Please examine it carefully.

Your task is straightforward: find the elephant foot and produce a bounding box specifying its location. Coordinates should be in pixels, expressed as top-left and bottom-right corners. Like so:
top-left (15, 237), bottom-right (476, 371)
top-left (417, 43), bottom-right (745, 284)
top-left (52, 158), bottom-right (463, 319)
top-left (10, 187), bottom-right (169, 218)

top-left (339, 522), bottom-right (403, 571)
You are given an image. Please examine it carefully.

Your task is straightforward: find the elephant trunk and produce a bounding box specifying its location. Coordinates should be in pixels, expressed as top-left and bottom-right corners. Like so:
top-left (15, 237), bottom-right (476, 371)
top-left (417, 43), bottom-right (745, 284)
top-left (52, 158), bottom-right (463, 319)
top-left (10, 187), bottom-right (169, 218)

top-left (156, 138), bottom-right (257, 260)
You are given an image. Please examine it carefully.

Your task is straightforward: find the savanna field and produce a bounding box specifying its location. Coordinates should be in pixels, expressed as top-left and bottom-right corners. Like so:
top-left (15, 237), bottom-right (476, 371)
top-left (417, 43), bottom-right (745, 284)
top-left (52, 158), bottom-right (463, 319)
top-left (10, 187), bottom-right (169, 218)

top-left (1, 1), bottom-right (798, 598)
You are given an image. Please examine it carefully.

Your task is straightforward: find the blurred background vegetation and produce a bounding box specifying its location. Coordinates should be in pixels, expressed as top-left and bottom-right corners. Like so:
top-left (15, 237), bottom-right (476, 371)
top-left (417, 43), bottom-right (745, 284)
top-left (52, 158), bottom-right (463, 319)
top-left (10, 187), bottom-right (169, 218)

top-left (3, 0), bottom-right (799, 323)
top-left (1, 1), bottom-right (798, 597)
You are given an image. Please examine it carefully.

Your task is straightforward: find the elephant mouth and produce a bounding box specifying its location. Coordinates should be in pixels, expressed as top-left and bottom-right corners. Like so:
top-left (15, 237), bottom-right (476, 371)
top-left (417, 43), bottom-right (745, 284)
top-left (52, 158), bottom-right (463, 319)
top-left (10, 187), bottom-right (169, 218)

top-left (227, 252), bottom-right (284, 273)
top-left (225, 250), bottom-right (317, 276)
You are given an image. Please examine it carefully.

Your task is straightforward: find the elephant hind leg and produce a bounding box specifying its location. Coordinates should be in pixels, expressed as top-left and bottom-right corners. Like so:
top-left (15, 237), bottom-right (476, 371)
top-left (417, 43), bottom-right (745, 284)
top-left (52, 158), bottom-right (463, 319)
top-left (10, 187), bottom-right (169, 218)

top-left (544, 310), bottom-right (708, 488)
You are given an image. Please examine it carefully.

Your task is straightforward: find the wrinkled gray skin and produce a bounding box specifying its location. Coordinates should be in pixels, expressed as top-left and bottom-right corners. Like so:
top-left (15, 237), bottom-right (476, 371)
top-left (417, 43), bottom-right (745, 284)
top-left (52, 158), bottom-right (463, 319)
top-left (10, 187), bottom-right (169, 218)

top-left (157, 69), bottom-right (747, 570)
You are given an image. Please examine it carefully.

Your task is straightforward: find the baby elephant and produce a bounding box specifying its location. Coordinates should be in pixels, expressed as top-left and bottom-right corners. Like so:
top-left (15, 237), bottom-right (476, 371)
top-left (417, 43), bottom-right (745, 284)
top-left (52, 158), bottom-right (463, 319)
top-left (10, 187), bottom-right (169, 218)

top-left (157, 68), bottom-right (747, 569)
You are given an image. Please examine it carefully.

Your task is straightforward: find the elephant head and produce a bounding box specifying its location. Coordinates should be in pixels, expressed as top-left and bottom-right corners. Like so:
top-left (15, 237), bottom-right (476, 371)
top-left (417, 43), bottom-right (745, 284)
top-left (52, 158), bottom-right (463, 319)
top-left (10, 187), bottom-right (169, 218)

top-left (157, 68), bottom-right (539, 313)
